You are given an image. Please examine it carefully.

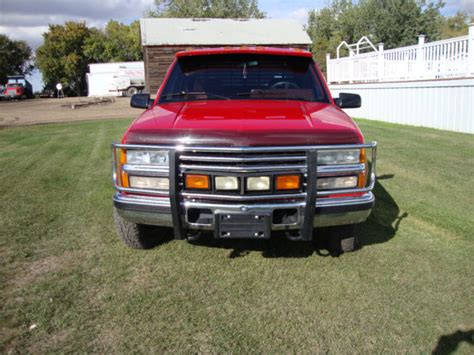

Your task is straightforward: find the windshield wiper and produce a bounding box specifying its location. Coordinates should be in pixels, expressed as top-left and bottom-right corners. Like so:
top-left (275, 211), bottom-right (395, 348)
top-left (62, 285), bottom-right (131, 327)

top-left (163, 91), bottom-right (230, 100)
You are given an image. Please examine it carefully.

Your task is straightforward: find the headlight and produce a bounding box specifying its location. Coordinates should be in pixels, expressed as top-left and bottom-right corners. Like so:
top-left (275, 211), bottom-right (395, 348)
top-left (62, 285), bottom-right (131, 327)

top-left (126, 150), bottom-right (168, 165)
top-left (317, 176), bottom-right (358, 190)
top-left (215, 176), bottom-right (239, 190)
top-left (246, 176), bottom-right (270, 191)
top-left (318, 149), bottom-right (360, 165)
top-left (129, 176), bottom-right (169, 190)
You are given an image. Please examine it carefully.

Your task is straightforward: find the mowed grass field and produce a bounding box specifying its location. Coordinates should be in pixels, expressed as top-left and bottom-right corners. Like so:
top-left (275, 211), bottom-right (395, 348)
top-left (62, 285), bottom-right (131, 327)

top-left (0, 118), bottom-right (473, 353)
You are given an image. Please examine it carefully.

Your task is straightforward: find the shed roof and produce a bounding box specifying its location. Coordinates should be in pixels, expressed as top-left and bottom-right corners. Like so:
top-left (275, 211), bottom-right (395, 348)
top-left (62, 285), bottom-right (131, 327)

top-left (139, 18), bottom-right (312, 46)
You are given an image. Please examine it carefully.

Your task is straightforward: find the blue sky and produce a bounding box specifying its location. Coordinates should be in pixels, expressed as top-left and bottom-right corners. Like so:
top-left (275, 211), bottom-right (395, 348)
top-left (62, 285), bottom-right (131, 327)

top-left (0, 0), bottom-right (471, 91)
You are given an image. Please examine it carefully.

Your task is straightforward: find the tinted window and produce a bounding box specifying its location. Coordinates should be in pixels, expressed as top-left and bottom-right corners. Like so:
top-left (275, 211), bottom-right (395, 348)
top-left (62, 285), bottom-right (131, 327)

top-left (159, 54), bottom-right (328, 103)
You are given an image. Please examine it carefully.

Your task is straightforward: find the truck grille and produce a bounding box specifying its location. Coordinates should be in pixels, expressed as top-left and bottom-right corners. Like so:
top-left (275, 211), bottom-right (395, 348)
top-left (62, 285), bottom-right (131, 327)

top-left (178, 151), bottom-right (308, 197)
top-left (113, 143), bottom-right (377, 201)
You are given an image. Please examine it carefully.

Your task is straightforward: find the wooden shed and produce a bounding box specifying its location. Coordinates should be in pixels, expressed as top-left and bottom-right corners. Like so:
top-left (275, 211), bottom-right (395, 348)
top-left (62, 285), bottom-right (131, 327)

top-left (139, 18), bottom-right (313, 94)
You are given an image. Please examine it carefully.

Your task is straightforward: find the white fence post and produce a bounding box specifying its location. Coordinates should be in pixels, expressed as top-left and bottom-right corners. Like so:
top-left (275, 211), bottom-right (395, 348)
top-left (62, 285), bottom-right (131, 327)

top-left (378, 43), bottom-right (384, 80)
top-left (349, 50), bottom-right (354, 83)
top-left (469, 23), bottom-right (474, 75)
top-left (417, 34), bottom-right (426, 79)
top-left (326, 53), bottom-right (331, 83)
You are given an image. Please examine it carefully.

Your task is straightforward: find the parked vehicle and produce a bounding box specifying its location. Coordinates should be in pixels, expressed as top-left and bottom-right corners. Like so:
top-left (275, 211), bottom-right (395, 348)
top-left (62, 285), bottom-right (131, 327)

top-left (0, 85), bottom-right (5, 100)
top-left (5, 76), bottom-right (33, 99)
top-left (112, 47), bottom-right (377, 253)
top-left (38, 89), bottom-right (55, 98)
top-left (87, 62), bottom-right (145, 97)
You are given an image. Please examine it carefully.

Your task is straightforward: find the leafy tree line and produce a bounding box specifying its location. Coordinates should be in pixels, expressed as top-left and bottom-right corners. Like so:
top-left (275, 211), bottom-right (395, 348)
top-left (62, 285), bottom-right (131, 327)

top-left (35, 20), bottom-right (142, 95)
top-left (306, 0), bottom-right (473, 74)
top-left (34, 0), bottom-right (264, 95)
top-left (3, 0), bottom-right (471, 94)
top-left (0, 35), bottom-right (34, 85)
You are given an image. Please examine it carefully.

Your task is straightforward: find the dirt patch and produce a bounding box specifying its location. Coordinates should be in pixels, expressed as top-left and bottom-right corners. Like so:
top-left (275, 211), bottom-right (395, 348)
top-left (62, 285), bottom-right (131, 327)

top-left (10, 251), bottom-right (78, 289)
top-left (0, 97), bottom-right (139, 127)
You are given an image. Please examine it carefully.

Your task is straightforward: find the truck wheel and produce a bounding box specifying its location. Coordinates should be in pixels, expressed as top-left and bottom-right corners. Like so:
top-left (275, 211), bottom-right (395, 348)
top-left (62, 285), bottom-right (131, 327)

top-left (328, 224), bottom-right (358, 254)
top-left (126, 87), bottom-right (139, 97)
top-left (113, 208), bottom-right (157, 249)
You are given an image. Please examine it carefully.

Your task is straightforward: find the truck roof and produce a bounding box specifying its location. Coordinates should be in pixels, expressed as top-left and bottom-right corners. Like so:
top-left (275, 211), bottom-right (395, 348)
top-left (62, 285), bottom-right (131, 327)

top-left (176, 47), bottom-right (313, 58)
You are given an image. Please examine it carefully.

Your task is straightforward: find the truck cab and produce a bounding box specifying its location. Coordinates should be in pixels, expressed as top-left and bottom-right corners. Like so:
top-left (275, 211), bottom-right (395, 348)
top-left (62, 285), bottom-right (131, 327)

top-left (112, 47), bottom-right (376, 253)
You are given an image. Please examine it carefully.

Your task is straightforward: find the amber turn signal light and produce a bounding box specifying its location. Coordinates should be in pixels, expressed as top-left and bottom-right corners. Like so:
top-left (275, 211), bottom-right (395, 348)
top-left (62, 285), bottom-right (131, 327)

top-left (119, 149), bottom-right (129, 187)
top-left (185, 174), bottom-right (210, 190)
top-left (275, 175), bottom-right (301, 190)
top-left (358, 148), bottom-right (367, 188)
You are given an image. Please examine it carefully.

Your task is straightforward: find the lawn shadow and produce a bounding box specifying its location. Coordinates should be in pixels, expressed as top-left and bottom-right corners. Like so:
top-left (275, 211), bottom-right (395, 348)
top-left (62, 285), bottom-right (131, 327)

top-left (146, 226), bottom-right (174, 249)
top-left (178, 177), bottom-right (405, 258)
top-left (357, 178), bottom-right (407, 249)
top-left (432, 329), bottom-right (474, 354)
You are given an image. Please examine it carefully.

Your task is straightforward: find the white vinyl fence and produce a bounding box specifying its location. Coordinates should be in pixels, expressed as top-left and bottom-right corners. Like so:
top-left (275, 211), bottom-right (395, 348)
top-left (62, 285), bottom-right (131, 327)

top-left (327, 24), bottom-right (474, 84)
top-left (329, 78), bottom-right (474, 134)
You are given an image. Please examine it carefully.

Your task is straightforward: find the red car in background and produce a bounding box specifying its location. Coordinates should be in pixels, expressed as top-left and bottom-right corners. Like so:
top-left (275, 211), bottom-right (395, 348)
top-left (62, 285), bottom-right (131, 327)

top-left (5, 75), bottom-right (33, 99)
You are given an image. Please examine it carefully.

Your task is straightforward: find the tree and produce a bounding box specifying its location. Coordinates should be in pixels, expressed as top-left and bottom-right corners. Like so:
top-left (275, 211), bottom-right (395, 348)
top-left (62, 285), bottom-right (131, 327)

top-left (440, 12), bottom-right (470, 39)
top-left (306, 0), bottom-right (445, 74)
top-left (84, 20), bottom-right (142, 63)
top-left (36, 22), bottom-right (93, 95)
top-left (0, 34), bottom-right (34, 84)
top-left (150, 0), bottom-right (265, 18)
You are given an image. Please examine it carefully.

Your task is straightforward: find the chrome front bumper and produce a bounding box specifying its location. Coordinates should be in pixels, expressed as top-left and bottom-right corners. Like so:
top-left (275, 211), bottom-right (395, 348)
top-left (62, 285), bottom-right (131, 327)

top-left (113, 191), bottom-right (374, 230)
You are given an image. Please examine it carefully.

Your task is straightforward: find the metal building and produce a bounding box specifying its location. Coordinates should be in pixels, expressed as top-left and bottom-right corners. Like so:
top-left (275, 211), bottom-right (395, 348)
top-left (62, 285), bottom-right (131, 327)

top-left (139, 18), bottom-right (313, 94)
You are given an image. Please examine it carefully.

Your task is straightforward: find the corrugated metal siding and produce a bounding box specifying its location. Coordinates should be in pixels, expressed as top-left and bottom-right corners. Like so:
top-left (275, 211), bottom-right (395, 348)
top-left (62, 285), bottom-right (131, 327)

top-left (329, 78), bottom-right (474, 134)
top-left (140, 18), bottom-right (312, 46)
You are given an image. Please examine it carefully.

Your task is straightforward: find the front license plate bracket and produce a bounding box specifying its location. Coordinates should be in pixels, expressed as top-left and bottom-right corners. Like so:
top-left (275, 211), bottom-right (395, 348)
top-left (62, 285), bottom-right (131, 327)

top-left (215, 213), bottom-right (271, 239)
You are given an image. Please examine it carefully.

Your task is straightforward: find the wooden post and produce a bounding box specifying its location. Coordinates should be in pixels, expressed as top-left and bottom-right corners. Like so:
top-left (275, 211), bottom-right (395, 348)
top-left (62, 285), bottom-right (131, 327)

top-left (377, 43), bottom-right (384, 82)
top-left (417, 34), bottom-right (426, 79)
top-left (469, 23), bottom-right (474, 75)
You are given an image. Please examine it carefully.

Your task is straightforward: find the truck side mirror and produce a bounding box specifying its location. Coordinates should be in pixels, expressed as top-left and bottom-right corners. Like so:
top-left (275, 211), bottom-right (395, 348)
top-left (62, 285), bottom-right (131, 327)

top-left (130, 93), bottom-right (151, 109)
top-left (334, 93), bottom-right (361, 109)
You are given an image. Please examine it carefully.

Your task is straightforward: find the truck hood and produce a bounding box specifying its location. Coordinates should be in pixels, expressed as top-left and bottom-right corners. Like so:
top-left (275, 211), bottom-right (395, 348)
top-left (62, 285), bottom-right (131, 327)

top-left (123, 100), bottom-right (363, 146)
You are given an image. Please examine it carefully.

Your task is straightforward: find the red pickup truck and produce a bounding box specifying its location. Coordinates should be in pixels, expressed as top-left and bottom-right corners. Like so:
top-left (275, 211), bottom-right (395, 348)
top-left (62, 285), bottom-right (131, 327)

top-left (112, 47), bottom-right (377, 253)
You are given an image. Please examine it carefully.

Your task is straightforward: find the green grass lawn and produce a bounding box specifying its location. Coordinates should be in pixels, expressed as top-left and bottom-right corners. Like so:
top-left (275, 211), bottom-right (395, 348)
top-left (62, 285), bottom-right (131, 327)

top-left (1, 118), bottom-right (473, 353)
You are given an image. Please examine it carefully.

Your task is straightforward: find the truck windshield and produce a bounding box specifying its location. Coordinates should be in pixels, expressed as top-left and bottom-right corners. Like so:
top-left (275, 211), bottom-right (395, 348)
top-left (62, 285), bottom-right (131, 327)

top-left (159, 54), bottom-right (328, 103)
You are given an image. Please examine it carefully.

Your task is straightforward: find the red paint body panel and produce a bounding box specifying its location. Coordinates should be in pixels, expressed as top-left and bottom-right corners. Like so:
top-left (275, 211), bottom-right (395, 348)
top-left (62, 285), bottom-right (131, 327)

top-left (176, 46), bottom-right (313, 58)
top-left (123, 48), bottom-right (364, 146)
top-left (124, 100), bottom-right (363, 146)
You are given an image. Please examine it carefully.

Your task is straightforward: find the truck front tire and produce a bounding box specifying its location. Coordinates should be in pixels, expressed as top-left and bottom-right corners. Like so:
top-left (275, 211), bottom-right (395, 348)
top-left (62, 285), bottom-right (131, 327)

top-left (113, 208), bottom-right (157, 249)
top-left (328, 224), bottom-right (358, 254)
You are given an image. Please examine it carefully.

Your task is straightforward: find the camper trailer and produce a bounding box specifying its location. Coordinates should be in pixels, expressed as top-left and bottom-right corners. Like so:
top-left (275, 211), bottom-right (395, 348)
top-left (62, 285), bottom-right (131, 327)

top-left (87, 62), bottom-right (145, 97)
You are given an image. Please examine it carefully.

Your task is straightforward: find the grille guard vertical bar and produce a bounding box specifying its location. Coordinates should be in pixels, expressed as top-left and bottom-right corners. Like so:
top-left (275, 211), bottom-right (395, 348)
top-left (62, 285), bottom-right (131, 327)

top-left (168, 150), bottom-right (184, 240)
top-left (299, 150), bottom-right (318, 241)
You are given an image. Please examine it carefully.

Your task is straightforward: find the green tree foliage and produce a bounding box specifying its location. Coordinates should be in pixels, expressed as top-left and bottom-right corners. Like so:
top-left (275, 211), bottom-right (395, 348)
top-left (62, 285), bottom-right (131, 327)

top-left (36, 22), bottom-right (92, 94)
top-left (0, 34), bottom-right (34, 84)
top-left (150, 0), bottom-right (265, 18)
top-left (307, 0), bottom-right (445, 73)
top-left (36, 20), bottom-right (141, 95)
top-left (440, 12), bottom-right (471, 39)
top-left (84, 20), bottom-right (142, 62)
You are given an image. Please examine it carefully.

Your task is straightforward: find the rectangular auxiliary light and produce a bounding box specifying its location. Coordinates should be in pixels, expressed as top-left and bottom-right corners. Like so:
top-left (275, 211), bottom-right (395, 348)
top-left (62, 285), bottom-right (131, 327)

top-left (185, 174), bottom-right (210, 190)
top-left (275, 175), bottom-right (301, 190)
top-left (215, 176), bottom-right (239, 190)
top-left (246, 176), bottom-right (270, 191)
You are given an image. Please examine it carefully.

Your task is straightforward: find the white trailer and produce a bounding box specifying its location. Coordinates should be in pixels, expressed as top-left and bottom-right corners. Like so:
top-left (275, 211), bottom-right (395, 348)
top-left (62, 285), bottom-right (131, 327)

top-left (87, 62), bottom-right (145, 97)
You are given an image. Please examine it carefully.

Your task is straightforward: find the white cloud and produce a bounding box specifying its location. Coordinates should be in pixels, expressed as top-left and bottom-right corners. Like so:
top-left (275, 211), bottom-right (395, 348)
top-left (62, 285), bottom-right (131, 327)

top-left (288, 8), bottom-right (309, 26)
top-left (461, 0), bottom-right (474, 15)
top-left (0, 0), bottom-right (155, 50)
